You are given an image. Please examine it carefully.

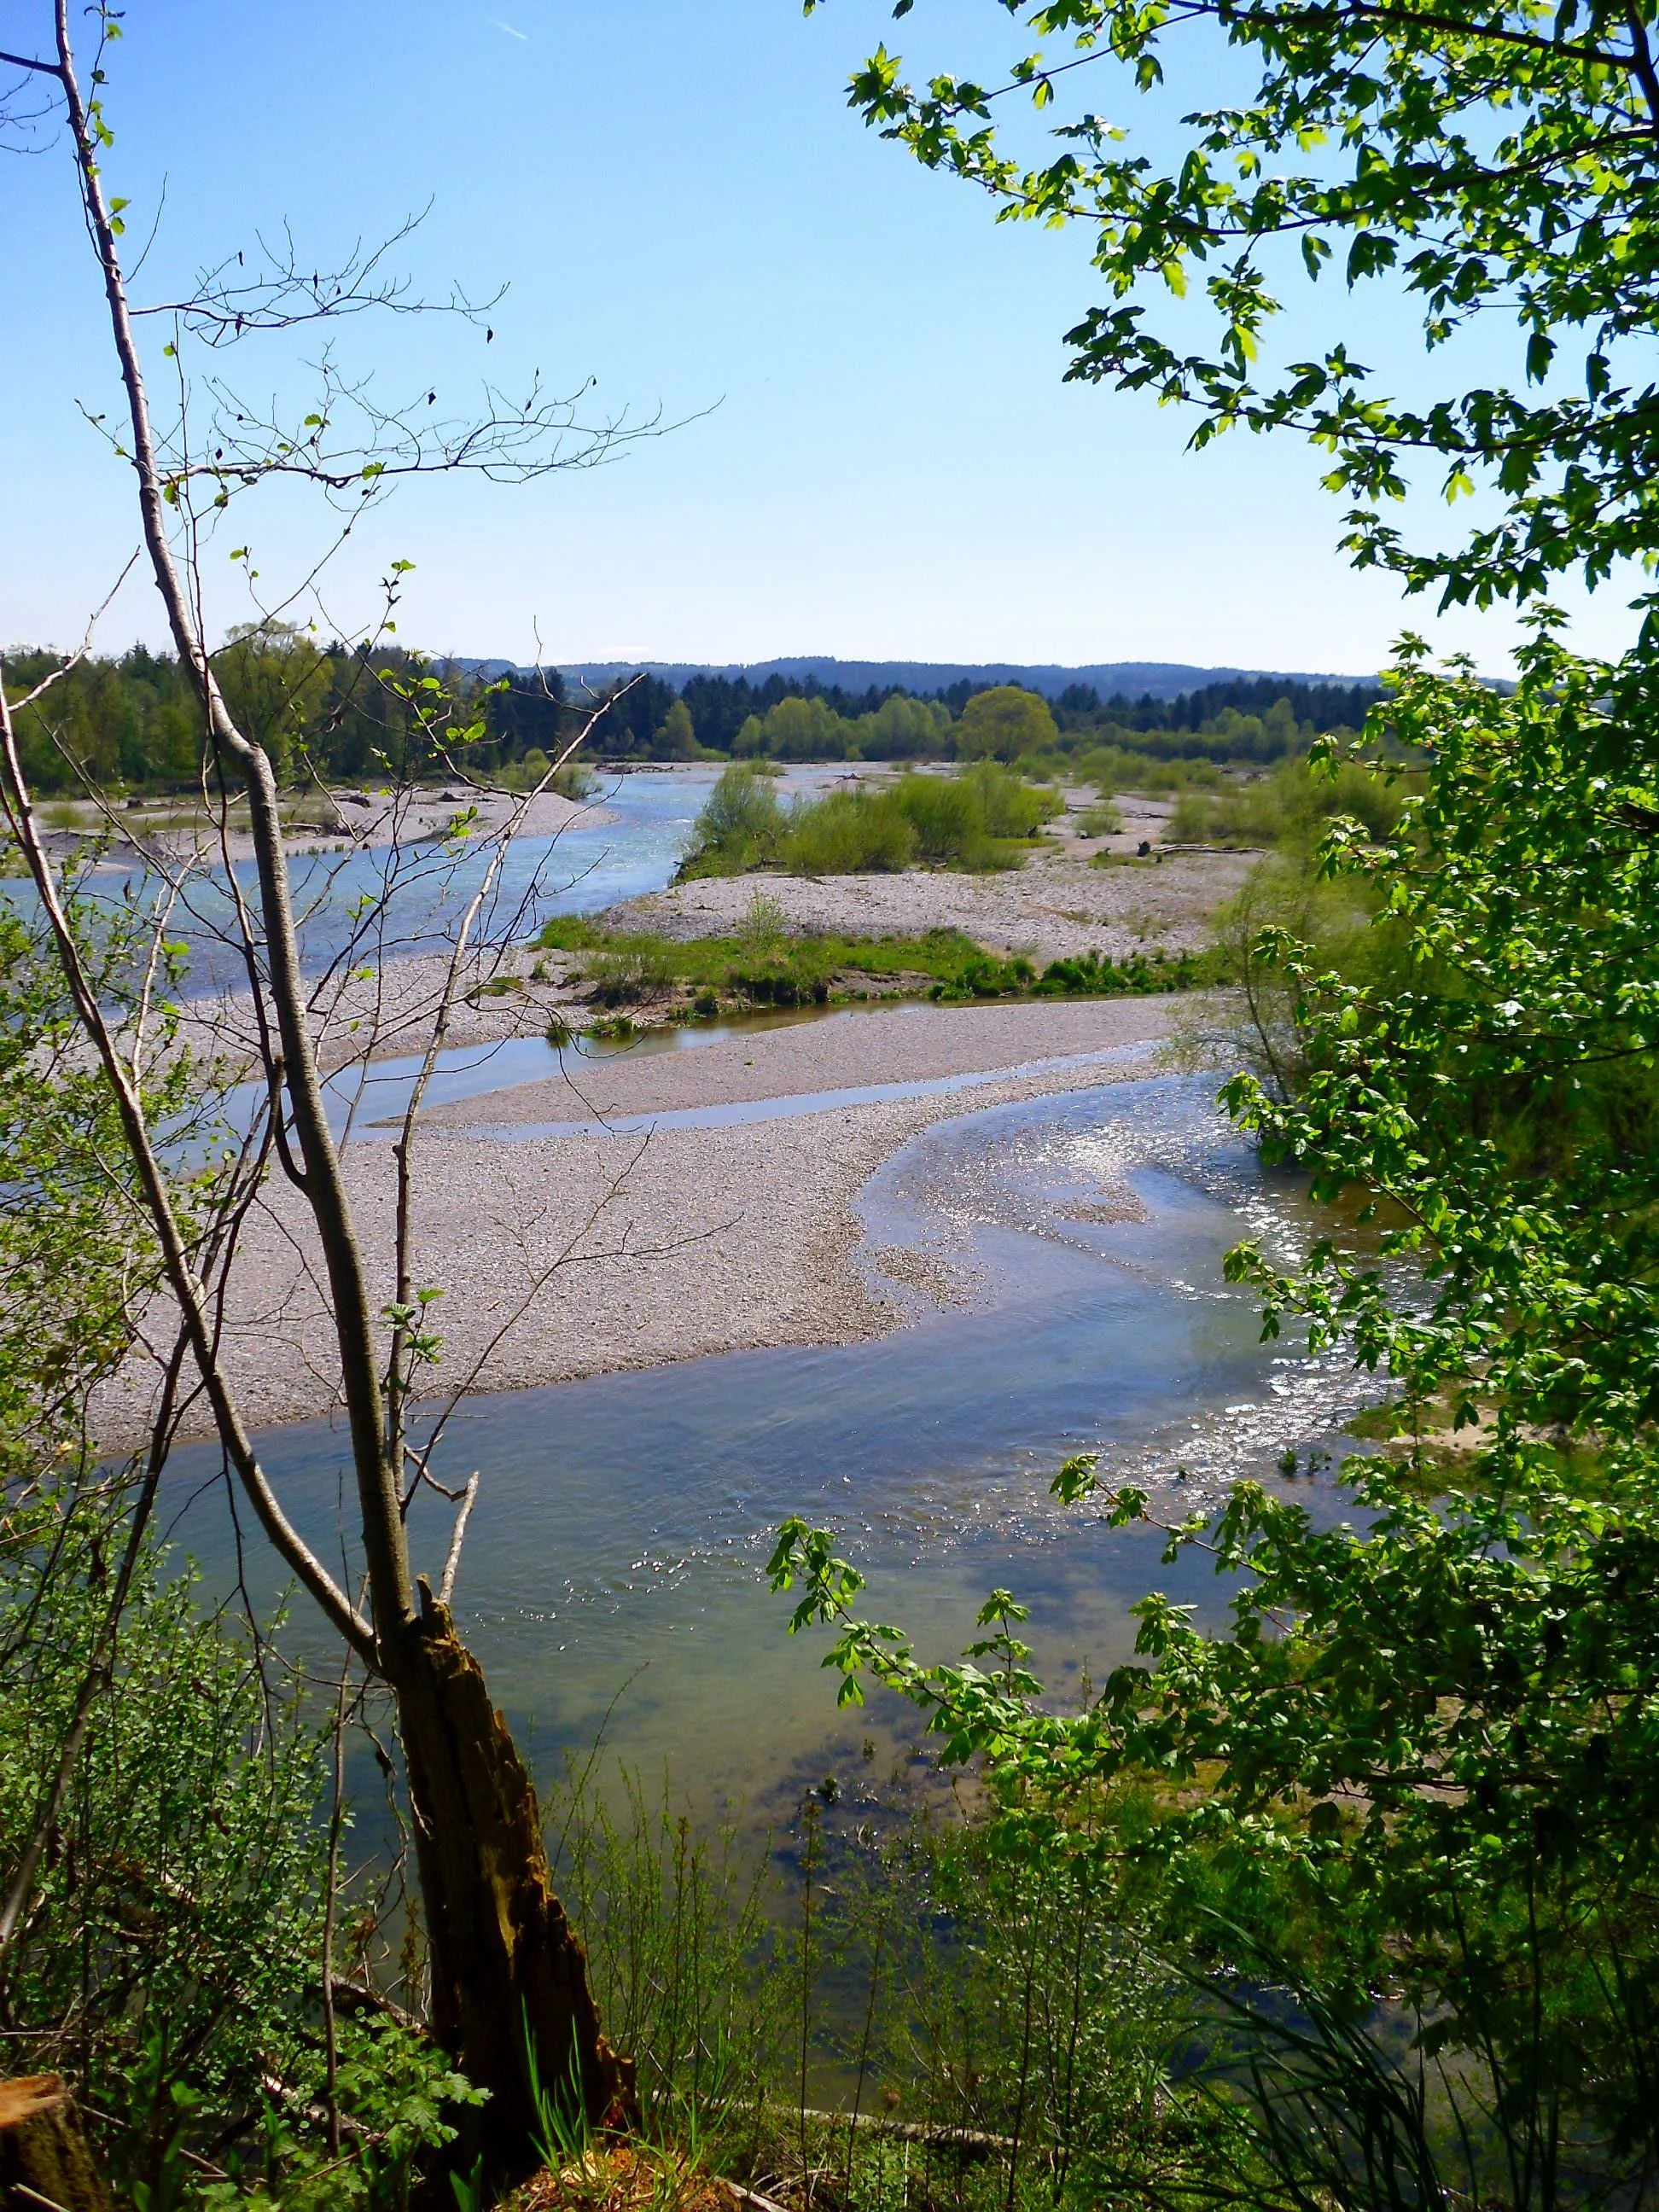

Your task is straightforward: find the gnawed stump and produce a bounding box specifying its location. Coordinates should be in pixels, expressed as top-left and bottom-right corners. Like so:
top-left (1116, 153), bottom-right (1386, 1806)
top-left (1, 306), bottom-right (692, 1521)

top-left (0, 2075), bottom-right (114, 2212)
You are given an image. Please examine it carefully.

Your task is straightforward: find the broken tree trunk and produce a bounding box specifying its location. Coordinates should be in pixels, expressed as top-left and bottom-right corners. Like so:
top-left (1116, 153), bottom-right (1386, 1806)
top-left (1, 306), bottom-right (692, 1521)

top-left (393, 1586), bottom-right (636, 2186)
top-left (0, 2075), bottom-right (114, 2212)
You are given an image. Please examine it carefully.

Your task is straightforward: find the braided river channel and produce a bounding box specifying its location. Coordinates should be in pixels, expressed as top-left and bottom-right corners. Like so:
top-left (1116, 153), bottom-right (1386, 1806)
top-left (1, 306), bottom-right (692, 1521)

top-left (160, 1068), bottom-right (1379, 1825)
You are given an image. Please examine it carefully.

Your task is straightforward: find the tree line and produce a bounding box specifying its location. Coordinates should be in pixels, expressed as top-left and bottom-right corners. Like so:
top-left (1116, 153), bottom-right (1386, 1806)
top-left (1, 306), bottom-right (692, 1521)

top-left (3, 632), bottom-right (1369, 791)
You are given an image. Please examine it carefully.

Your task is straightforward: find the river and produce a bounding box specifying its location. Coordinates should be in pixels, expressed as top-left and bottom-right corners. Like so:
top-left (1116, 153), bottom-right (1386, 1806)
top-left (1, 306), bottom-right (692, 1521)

top-left (160, 1072), bottom-right (1374, 1823)
top-left (67, 763), bottom-right (847, 997)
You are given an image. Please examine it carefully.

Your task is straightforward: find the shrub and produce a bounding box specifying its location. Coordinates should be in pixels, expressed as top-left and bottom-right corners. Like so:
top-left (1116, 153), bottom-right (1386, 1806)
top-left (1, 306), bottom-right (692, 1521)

top-left (1167, 756), bottom-right (1406, 850)
top-left (585, 940), bottom-right (678, 1004)
top-left (1077, 746), bottom-right (1225, 796)
top-left (887, 773), bottom-right (979, 860)
top-left (681, 762), bottom-right (787, 876)
top-left (0, 1491), bottom-right (478, 2208)
top-left (504, 748), bottom-right (592, 799)
top-left (956, 759), bottom-right (1061, 837)
top-left (781, 789), bottom-right (917, 874)
top-left (544, 1761), bottom-right (786, 2137)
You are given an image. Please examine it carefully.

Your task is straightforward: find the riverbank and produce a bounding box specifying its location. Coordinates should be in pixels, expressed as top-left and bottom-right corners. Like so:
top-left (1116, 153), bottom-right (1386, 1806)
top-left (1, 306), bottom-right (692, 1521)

top-left (37, 777), bottom-right (614, 868)
top-left (99, 994), bottom-right (1202, 1443)
top-left (606, 838), bottom-right (1254, 966)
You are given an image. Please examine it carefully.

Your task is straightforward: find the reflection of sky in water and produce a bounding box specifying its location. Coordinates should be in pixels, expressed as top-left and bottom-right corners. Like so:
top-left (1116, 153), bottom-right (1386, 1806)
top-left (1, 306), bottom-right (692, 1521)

top-left (160, 1075), bottom-right (1388, 1819)
top-left (24, 766), bottom-right (730, 998)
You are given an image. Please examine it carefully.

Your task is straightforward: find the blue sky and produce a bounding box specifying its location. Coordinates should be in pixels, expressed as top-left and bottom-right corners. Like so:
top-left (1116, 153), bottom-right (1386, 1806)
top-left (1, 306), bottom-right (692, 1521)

top-left (1, 1), bottom-right (1638, 677)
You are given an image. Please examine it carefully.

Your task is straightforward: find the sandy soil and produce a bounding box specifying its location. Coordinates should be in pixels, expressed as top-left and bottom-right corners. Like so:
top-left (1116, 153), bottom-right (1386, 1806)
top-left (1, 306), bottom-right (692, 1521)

top-left (175, 941), bottom-right (585, 1074)
top-left (42, 780), bottom-right (610, 869)
top-left (427, 994), bottom-right (1184, 1128)
top-left (604, 825), bottom-right (1254, 967)
top-left (99, 995), bottom-right (1187, 1445)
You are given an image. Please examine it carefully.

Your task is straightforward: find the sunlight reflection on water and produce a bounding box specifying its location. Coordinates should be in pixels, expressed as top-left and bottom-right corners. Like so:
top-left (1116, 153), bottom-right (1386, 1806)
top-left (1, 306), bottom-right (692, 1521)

top-left (163, 1074), bottom-right (1386, 1820)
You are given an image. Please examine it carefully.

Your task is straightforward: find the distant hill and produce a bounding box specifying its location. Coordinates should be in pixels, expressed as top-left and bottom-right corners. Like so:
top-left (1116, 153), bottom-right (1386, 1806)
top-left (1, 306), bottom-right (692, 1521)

top-left (457, 655), bottom-right (1375, 703)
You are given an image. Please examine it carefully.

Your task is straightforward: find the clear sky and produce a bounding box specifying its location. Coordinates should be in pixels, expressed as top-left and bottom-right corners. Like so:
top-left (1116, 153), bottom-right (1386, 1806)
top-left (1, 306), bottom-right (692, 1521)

top-left (1, 1), bottom-right (1639, 678)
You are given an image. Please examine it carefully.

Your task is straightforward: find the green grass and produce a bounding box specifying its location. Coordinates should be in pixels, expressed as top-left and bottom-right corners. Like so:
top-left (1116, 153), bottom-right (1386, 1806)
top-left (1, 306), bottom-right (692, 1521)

top-left (1167, 756), bottom-right (1409, 850)
top-left (538, 915), bottom-right (1230, 1014)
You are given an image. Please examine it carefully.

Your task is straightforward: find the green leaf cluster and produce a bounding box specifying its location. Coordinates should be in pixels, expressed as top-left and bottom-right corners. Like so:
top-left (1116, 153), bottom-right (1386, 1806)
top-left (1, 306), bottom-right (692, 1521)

top-left (832, 0), bottom-right (1659, 610)
top-left (769, 623), bottom-right (1659, 2187)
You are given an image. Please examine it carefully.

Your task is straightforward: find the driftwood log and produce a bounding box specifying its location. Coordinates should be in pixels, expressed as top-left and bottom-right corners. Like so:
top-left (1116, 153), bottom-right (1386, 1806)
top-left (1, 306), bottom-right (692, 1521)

top-left (0, 2075), bottom-right (114, 2212)
top-left (784, 2105), bottom-right (1015, 2158)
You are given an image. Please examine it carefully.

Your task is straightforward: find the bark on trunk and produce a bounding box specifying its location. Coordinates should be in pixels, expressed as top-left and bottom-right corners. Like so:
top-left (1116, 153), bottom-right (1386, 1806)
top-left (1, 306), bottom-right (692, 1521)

top-left (393, 1585), bottom-right (636, 2185)
top-left (0, 2075), bottom-right (114, 2212)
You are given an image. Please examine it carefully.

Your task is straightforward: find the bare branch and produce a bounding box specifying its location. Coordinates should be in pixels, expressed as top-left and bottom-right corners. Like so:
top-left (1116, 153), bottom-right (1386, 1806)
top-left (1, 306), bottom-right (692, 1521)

top-left (438, 1473), bottom-right (481, 1607)
top-left (0, 672), bottom-right (372, 1661)
top-left (5, 551), bottom-right (140, 711)
top-left (129, 209), bottom-right (504, 346)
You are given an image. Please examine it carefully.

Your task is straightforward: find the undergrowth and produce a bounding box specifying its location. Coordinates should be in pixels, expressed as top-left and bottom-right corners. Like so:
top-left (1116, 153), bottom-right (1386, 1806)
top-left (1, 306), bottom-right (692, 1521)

top-left (678, 763), bottom-right (1062, 882)
top-left (538, 916), bottom-right (1229, 1015)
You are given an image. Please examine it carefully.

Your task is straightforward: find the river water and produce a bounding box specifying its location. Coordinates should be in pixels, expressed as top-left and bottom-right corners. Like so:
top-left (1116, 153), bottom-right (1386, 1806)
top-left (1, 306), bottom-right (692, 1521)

top-left (55, 765), bottom-right (718, 998)
top-left (64, 762), bottom-right (860, 998)
top-left (19, 762), bottom-right (1383, 1814)
top-left (161, 1073), bottom-right (1374, 1820)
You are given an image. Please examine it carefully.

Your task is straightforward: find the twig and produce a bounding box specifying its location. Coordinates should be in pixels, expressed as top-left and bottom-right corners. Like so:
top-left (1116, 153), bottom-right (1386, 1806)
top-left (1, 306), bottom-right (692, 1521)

top-left (438, 1472), bottom-right (480, 1606)
top-left (322, 1650), bottom-right (353, 2155)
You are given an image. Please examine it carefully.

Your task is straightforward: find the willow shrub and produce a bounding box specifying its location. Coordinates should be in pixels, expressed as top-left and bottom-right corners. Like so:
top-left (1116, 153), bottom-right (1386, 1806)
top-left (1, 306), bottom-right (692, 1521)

top-left (1167, 756), bottom-right (1408, 852)
top-left (782, 787), bottom-right (919, 874)
top-left (684, 762), bottom-right (1061, 881)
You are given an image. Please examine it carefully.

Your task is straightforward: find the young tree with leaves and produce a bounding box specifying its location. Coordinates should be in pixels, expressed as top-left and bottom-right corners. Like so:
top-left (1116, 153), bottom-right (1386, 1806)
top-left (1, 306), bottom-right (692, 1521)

top-left (772, 0), bottom-right (1659, 2195)
top-left (0, 4), bottom-right (655, 2186)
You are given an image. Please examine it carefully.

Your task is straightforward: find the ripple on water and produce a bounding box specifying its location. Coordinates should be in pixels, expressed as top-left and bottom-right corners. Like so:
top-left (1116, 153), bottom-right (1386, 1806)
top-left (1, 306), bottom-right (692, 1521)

top-left (163, 1072), bottom-right (1394, 1812)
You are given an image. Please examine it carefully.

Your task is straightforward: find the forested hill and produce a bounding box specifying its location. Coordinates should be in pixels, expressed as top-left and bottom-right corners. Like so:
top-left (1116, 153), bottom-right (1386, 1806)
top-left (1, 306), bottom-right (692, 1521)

top-left (473, 654), bottom-right (1371, 705)
top-left (2, 636), bottom-right (1380, 791)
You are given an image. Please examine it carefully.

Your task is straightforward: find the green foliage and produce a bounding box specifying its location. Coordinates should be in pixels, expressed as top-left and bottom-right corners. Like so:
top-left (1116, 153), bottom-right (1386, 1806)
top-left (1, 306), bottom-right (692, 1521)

top-left (1030, 945), bottom-right (1223, 997)
top-left (0, 888), bottom-right (207, 1476)
top-left (214, 624), bottom-right (332, 789)
top-left (3, 640), bottom-right (451, 793)
top-left (783, 4), bottom-right (1659, 2168)
top-left (1080, 746), bottom-right (1227, 797)
top-left (196, 2018), bottom-right (485, 2212)
top-left (681, 763), bottom-right (1062, 882)
top-left (679, 761), bottom-right (788, 876)
top-left (539, 912), bottom-right (1224, 1013)
top-left (859, 691), bottom-right (953, 758)
top-left (955, 685), bottom-right (1058, 761)
top-left (2, 646), bottom-right (1368, 796)
top-left (501, 748), bottom-right (593, 800)
top-left (782, 785), bottom-right (920, 874)
top-left (655, 698), bottom-right (699, 760)
top-left (1167, 754), bottom-right (1408, 851)
top-left (0, 877), bottom-right (478, 2207)
top-left (730, 689), bottom-right (955, 762)
top-left (544, 1761), bottom-right (786, 2135)
top-left (846, 1810), bottom-right (1200, 2203)
top-left (830, 0), bottom-right (1659, 609)
top-left (769, 624), bottom-right (1659, 2199)
top-left (0, 1474), bottom-right (482, 2209)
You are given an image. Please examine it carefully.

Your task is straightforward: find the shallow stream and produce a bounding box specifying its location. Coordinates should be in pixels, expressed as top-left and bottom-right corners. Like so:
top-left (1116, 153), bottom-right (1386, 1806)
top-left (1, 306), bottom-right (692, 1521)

top-left (162, 1074), bottom-right (1374, 1823)
top-left (51, 764), bottom-right (723, 997)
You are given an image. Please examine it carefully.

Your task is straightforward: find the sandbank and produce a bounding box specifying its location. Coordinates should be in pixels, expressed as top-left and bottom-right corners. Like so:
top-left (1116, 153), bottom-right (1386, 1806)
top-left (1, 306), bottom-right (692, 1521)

top-left (100, 995), bottom-right (1198, 1446)
top-left (45, 779), bottom-right (613, 870)
top-left (605, 841), bottom-right (1254, 967)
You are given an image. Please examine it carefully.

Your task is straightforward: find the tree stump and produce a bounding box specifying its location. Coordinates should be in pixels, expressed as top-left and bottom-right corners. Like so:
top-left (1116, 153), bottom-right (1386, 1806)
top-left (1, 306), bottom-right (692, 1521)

top-left (0, 2075), bottom-right (114, 2212)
